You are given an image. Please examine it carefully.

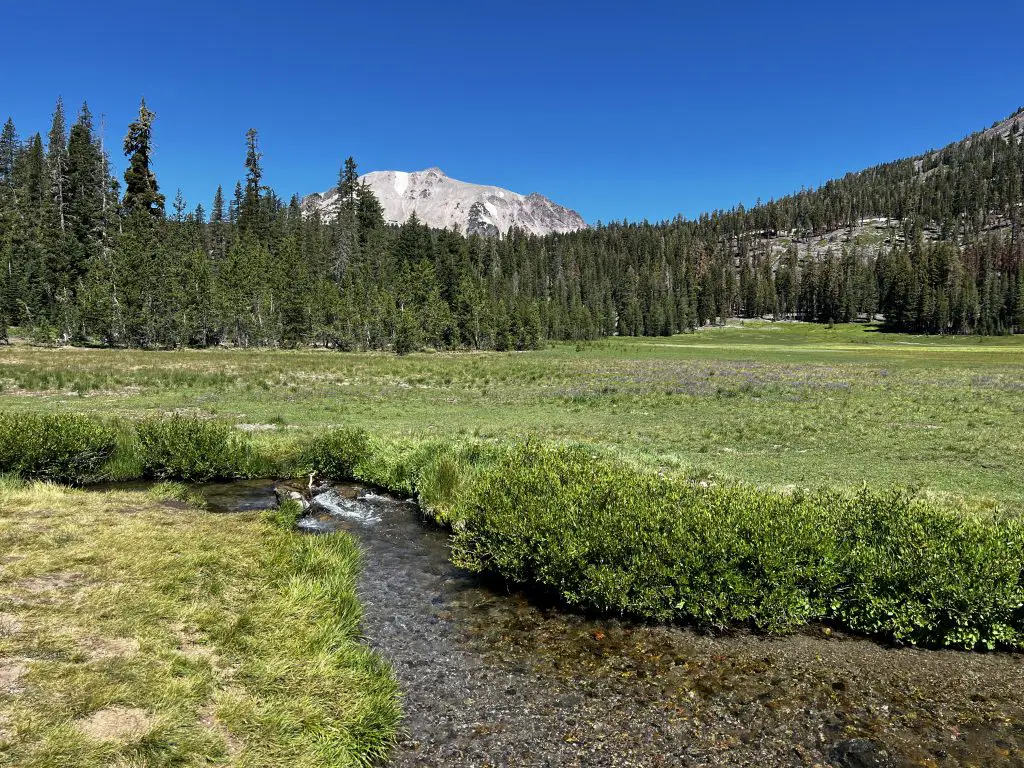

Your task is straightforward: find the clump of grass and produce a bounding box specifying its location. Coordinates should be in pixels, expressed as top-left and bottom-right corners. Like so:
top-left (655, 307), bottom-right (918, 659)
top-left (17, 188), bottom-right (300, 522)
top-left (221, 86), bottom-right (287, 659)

top-left (0, 412), bottom-right (118, 484)
top-left (301, 427), bottom-right (371, 481)
top-left (409, 440), bottom-right (501, 524)
top-left (135, 416), bottom-right (261, 481)
top-left (416, 449), bottom-right (465, 512)
top-left (449, 442), bottom-right (1024, 650)
top-left (148, 480), bottom-right (207, 509)
top-left (351, 437), bottom-right (437, 495)
top-left (264, 498), bottom-right (304, 529)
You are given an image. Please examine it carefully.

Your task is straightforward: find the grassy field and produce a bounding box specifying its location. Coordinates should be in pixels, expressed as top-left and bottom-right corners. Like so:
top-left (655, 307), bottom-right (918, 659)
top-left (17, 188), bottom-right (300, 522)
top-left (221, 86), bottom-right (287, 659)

top-left (1, 321), bottom-right (1022, 507)
top-left (2, 322), bottom-right (1024, 762)
top-left (0, 480), bottom-right (400, 767)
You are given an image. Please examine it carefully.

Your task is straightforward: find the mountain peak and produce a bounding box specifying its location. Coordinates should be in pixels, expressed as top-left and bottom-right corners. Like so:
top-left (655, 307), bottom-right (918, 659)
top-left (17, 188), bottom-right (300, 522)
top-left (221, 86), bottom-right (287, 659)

top-left (305, 168), bottom-right (587, 237)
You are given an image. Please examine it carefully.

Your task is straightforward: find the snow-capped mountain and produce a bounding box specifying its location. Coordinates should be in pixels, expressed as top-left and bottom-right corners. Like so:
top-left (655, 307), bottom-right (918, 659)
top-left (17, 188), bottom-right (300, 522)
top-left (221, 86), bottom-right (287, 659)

top-left (303, 167), bottom-right (587, 237)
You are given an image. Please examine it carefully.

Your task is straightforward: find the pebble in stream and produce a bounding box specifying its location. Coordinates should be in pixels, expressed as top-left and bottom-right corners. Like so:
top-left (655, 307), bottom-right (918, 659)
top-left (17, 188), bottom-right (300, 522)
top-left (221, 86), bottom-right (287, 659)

top-left (276, 484), bottom-right (1024, 767)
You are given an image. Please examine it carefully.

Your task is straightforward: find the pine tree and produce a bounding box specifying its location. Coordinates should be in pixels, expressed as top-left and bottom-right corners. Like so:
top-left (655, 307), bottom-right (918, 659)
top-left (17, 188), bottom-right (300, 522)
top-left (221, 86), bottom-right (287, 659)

top-left (17, 134), bottom-right (50, 321)
top-left (239, 128), bottom-right (263, 233)
top-left (0, 119), bottom-right (16, 332)
top-left (356, 180), bottom-right (385, 241)
top-left (244, 129), bottom-right (262, 200)
top-left (0, 119), bottom-right (16, 186)
top-left (66, 104), bottom-right (105, 262)
top-left (332, 156), bottom-right (360, 279)
top-left (338, 157), bottom-right (359, 209)
top-left (210, 185), bottom-right (227, 262)
top-left (228, 181), bottom-right (242, 225)
top-left (211, 185), bottom-right (225, 223)
top-left (122, 99), bottom-right (164, 217)
top-left (47, 97), bottom-right (69, 233)
top-left (172, 189), bottom-right (187, 222)
top-left (1014, 265), bottom-right (1024, 333)
top-left (393, 305), bottom-right (419, 355)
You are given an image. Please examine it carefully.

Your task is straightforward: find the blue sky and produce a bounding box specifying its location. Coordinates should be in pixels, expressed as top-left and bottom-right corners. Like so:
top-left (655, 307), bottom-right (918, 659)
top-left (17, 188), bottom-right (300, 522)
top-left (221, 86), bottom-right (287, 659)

top-left (2, 1), bottom-right (1022, 224)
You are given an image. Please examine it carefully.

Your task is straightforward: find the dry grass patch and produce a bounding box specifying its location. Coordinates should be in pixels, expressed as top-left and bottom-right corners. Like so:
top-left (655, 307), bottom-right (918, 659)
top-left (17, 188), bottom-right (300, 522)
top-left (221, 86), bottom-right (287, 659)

top-left (0, 612), bottom-right (23, 635)
top-left (74, 634), bottom-right (141, 662)
top-left (75, 706), bottom-right (154, 743)
top-left (0, 659), bottom-right (28, 694)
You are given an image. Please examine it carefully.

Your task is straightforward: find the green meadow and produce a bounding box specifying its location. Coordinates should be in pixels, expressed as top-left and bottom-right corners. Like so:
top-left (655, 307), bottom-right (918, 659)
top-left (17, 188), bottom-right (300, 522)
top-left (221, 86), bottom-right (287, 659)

top-left (1, 322), bottom-right (1022, 507)
top-left (4, 322), bottom-right (1024, 763)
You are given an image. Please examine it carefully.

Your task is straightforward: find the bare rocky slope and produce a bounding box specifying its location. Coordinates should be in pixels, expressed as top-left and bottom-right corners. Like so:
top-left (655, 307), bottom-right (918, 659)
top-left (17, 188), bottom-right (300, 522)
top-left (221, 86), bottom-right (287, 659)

top-left (748, 108), bottom-right (1023, 265)
top-left (303, 167), bottom-right (587, 237)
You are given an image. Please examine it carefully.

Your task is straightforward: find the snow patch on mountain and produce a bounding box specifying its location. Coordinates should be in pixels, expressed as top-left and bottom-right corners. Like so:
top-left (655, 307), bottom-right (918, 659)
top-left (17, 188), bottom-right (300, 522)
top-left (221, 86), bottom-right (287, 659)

top-left (393, 171), bottom-right (409, 195)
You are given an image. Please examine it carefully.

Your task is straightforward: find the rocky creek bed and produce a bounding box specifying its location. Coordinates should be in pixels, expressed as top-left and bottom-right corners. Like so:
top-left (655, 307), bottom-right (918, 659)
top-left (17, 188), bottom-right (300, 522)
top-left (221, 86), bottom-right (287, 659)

top-left (205, 480), bottom-right (1024, 767)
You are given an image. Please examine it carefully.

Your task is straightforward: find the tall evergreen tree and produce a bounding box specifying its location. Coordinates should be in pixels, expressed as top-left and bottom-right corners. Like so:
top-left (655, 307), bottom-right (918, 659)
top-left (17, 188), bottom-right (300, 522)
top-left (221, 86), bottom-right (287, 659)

top-left (211, 185), bottom-right (225, 223)
top-left (122, 99), bottom-right (164, 217)
top-left (0, 119), bottom-right (17, 186)
top-left (66, 104), bottom-right (105, 255)
top-left (239, 128), bottom-right (263, 233)
top-left (47, 97), bottom-right (69, 233)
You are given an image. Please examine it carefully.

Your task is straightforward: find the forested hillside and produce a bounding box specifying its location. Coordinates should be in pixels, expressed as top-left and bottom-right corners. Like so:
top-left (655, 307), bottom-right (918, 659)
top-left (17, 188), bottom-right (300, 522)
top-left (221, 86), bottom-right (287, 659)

top-left (1, 99), bottom-right (1022, 350)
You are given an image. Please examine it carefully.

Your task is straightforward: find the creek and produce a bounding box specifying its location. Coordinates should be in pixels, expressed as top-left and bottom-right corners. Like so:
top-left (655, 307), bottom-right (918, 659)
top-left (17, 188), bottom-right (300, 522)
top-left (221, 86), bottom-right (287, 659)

top-left (206, 480), bottom-right (1024, 767)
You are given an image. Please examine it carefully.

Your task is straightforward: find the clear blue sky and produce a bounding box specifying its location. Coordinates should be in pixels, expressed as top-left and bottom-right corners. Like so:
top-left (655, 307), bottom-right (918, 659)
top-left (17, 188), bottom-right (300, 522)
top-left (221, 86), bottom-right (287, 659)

top-left (2, 0), bottom-right (1022, 224)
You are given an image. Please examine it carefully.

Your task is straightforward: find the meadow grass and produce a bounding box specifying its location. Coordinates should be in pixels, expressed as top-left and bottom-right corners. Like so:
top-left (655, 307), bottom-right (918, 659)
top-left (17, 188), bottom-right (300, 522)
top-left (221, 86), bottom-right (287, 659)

top-left (0, 479), bottom-right (400, 767)
top-left (1, 322), bottom-right (1023, 765)
top-left (1, 321), bottom-right (1022, 506)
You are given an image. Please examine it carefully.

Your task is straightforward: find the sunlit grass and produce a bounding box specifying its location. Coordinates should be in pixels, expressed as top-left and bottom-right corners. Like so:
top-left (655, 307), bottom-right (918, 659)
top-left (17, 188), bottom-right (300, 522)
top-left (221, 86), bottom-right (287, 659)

top-left (1, 322), bottom-right (1022, 506)
top-left (0, 479), bottom-right (400, 767)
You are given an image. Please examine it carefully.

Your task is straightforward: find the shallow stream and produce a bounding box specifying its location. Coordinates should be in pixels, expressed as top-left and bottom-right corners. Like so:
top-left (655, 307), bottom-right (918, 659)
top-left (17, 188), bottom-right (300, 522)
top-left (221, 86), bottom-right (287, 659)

top-left (208, 481), bottom-right (1024, 767)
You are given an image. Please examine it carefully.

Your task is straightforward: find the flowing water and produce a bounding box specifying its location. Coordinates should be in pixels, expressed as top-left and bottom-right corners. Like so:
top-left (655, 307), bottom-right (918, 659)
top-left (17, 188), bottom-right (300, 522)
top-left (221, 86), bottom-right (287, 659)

top-left (208, 481), bottom-right (1024, 767)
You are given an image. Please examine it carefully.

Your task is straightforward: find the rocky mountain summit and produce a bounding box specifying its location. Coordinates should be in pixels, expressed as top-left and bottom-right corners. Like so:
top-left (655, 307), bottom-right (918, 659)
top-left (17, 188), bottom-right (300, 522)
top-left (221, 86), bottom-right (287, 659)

top-left (303, 167), bottom-right (587, 237)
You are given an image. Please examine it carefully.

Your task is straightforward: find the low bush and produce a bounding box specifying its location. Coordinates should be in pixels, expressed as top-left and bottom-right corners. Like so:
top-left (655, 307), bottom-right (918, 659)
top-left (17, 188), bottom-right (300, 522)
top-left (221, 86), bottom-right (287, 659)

top-left (135, 416), bottom-right (257, 481)
top-left (829, 493), bottom-right (1024, 648)
top-left (0, 412), bottom-right (118, 483)
top-left (449, 442), bottom-right (1024, 649)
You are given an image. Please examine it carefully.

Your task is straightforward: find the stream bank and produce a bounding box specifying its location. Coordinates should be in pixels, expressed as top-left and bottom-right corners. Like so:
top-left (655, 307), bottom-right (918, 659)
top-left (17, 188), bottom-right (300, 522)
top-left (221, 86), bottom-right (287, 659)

top-left (213, 480), bottom-right (1024, 767)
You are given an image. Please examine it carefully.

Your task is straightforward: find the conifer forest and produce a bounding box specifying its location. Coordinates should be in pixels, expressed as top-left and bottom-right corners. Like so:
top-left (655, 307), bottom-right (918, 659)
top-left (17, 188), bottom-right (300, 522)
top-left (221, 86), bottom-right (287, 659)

top-left (2, 99), bottom-right (1023, 352)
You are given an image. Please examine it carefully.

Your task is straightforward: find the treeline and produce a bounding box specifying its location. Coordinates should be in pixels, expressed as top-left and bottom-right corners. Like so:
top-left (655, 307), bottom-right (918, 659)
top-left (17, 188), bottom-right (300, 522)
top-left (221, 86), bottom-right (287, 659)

top-left (1, 99), bottom-right (1023, 350)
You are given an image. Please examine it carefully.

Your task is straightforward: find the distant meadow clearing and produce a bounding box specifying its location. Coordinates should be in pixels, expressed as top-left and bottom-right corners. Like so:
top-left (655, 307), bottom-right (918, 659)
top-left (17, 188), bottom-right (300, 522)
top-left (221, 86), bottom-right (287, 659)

top-left (1, 321), bottom-right (1022, 506)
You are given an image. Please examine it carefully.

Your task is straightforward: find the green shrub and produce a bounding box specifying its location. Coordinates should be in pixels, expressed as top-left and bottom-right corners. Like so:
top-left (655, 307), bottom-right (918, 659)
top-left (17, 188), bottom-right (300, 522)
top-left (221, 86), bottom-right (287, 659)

top-left (301, 427), bottom-right (371, 480)
top-left (830, 491), bottom-right (1024, 648)
top-left (0, 412), bottom-right (118, 483)
top-left (449, 442), bottom-right (1024, 649)
top-left (135, 416), bottom-right (256, 481)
